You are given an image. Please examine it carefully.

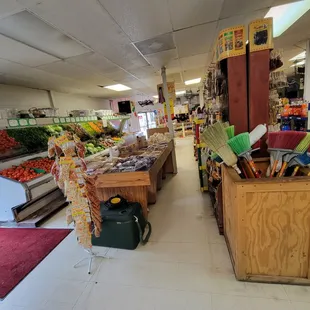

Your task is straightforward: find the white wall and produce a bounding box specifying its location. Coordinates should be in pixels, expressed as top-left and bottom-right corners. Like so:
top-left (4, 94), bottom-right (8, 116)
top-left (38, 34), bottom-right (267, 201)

top-left (0, 84), bottom-right (51, 109)
top-left (52, 92), bottom-right (109, 116)
top-left (0, 84), bottom-right (110, 115)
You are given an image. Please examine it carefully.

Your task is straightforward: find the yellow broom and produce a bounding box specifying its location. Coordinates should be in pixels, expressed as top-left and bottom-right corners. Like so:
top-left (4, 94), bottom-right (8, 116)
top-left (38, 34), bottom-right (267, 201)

top-left (202, 122), bottom-right (241, 175)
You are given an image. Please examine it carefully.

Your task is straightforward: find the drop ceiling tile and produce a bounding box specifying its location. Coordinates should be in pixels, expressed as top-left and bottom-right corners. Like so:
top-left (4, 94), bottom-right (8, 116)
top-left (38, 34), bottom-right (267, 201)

top-left (167, 72), bottom-right (182, 83)
top-left (37, 61), bottom-right (113, 85)
top-left (0, 58), bottom-right (89, 91)
top-left (98, 0), bottom-right (172, 42)
top-left (174, 21), bottom-right (217, 58)
top-left (0, 33), bottom-right (58, 67)
top-left (128, 66), bottom-right (158, 79)
top-left (27, 0), bottom-right (143, 70)
top-left (102, 68), bottom-right (135, 82)
top-left (168, 0), bottom-right (224, 30)
top-left (183, 67), bottom-right (204, 81)
top-left (180, 53), bottom-right (209, 70)
top-left (134, 33), bottom-right (175, 56)
top-left (145, 49), bottom-right (178, 69)
top-left (0, 11), bottom-right (90, 59)
top-left (219, 0), bottom-right (273, 18)
top-left (66, 52), bottom-right (120, 74)
top-left (0, 0), bottom-right (24, 19)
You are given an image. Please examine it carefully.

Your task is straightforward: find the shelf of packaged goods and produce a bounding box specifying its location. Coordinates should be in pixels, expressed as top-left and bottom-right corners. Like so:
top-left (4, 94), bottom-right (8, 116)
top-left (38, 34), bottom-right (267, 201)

top-left (0, 116), bottom-right (99, 129)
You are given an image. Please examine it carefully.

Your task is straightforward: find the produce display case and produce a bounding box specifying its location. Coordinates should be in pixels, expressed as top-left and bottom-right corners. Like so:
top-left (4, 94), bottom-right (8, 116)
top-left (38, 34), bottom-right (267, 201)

top-left (0, 115), bottom-right (129, 226)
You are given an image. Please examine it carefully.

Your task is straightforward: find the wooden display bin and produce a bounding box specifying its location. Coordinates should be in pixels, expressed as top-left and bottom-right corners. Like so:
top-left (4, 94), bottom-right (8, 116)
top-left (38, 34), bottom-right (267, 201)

top-left (222, 161), bottom-right (310, 285)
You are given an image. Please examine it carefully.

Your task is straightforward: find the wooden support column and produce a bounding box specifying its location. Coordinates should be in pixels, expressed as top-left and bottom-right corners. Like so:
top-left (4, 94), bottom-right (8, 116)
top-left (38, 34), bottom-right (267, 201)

top-left (248, 50), bottom-right (270, 152)
top-left (227, 55), bottom-right (248, 134)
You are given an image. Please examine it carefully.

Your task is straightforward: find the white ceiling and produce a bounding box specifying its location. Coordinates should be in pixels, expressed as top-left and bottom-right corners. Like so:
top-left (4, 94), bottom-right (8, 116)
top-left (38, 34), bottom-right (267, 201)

top-left (0, 0), bottom-right (306, 99)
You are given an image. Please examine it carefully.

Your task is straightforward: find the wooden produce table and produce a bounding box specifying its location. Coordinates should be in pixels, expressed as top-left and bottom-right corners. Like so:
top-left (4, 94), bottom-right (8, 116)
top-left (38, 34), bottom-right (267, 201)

top-left (222, 163), bottom-right (310, 285)
top-left (94, 140), bottom-right (177, 218)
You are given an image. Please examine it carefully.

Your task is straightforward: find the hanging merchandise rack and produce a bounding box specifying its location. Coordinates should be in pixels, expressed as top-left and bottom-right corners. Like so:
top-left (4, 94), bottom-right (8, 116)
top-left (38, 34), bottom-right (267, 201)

top-left (48, 132), bottom-right (110, 274)
top-left (193, 118), bottom-right (208, 192)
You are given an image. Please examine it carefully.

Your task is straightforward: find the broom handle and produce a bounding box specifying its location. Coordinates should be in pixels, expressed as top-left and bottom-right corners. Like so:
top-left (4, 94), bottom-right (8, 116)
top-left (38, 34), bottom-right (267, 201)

top-left (248, 160), bottom-right (261, 178)
top-left (277, 161), bottom-right (288, 177)
top-left (270, 159), bottom-right (278, 178)
top-left (291, 166), bottom-right (300, 177)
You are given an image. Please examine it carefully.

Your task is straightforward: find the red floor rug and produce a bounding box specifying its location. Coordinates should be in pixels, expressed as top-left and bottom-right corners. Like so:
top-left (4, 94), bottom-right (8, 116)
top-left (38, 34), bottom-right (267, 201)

top-left (0, 228), bottom-right (72, 299)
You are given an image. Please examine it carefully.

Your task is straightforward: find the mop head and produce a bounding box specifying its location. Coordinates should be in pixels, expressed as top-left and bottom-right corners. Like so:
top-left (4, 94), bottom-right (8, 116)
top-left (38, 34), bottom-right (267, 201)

top-left (225, 126), bottom-right (235, 140)
top-left (227, 132), bottom-right (251, 156)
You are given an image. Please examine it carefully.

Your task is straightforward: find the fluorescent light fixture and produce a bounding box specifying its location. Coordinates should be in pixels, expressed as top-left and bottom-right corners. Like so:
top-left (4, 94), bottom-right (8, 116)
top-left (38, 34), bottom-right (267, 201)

top-left (185, 78), bottom-right (201, 85)
top-left (265, 1), bottom-right (310, 37)
top-left (176, 90), bottom-right (186, 95)
top-left (290, 51), bottom-right (306, 61)
top-left (104, 84), bottom-right (131, 91)
top-left (153, 95), bottom-right (158, 98)
top-left (296, 60), bottom-right (305, 66)
top-left (291, 60), bottom-right (306, 67)
top-left (0, 11), bottom-right (89, 59)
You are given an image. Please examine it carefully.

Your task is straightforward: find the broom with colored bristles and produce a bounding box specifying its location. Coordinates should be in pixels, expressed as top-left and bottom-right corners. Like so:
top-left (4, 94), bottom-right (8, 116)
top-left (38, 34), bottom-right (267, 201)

top-left (277, 133), bottom-right (310, 177)
top-left (268, 131), bottom-right (307, 178)
top-left (289, 151), bottom-right (310, 176)
top-left (225, 125), bottom-right (235, 139)
top-left (227, 132), bottom-right (260, 178)
top-left (202, 122), bottom-right (242, 176)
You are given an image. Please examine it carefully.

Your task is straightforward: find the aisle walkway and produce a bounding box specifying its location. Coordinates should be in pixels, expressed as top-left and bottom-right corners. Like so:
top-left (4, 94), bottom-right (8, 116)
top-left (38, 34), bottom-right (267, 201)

top-left (1, 138), bottom-right (310, 310)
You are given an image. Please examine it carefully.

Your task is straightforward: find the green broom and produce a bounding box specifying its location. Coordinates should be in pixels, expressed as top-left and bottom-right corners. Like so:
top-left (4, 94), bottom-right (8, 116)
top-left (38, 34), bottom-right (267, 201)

top-left (227, 132), bottom-right (260, 178)
top-left (225, 125), bottom-right (235, 139)
top-left (277, 133), bottom-right (310, 177)
top-left (202, 122), bottom-right (241, 176)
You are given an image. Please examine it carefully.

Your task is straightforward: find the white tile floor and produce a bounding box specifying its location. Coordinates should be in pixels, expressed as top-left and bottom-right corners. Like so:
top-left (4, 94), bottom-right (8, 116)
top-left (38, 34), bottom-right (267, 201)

top-left (1, 137), bottom-right (310, 310)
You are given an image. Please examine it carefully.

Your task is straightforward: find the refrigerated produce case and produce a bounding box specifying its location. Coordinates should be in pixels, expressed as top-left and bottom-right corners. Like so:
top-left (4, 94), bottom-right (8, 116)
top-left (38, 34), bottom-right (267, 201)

top-left (0, 115), bottom-right (129, 226)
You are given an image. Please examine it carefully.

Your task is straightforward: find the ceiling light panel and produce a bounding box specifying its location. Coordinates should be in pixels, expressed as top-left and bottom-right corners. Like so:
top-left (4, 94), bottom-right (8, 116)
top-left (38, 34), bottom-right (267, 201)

top-left (0, 11), bottom-right (90, 59)
top-left (0, 33), bottom-right (58, 67)
top-left (168, 0), bottom-right (224, 30)
top-left (290, 51), bottom-right (306, 61)
top-left (185, 78), bottom-right (201, 85)
top-left (104, 84), bottom-right (131, 91)
top-left (265, 1), bottom-right (310, 37)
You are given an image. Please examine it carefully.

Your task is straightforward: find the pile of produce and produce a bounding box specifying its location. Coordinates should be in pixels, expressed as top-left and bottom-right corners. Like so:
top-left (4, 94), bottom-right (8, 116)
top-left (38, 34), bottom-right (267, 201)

top-left (22, 157), bottom-right (54, 172)
top-left (85, 142), bottom-right (105, 156)
top-left (61, 124), bottom-right (91, 141)
top-left (0, 166), bottom-right (43, 182)
top-left (44, 125), bottom-right (63, 137)
top-left (80, 122), bottom-right (98, 136)
top-left (0, 130), bottom-right (20, 151)
top-left (148, 133), bottom-right (171, 145)
top-left (7, 127), bottom-right (50, 152)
